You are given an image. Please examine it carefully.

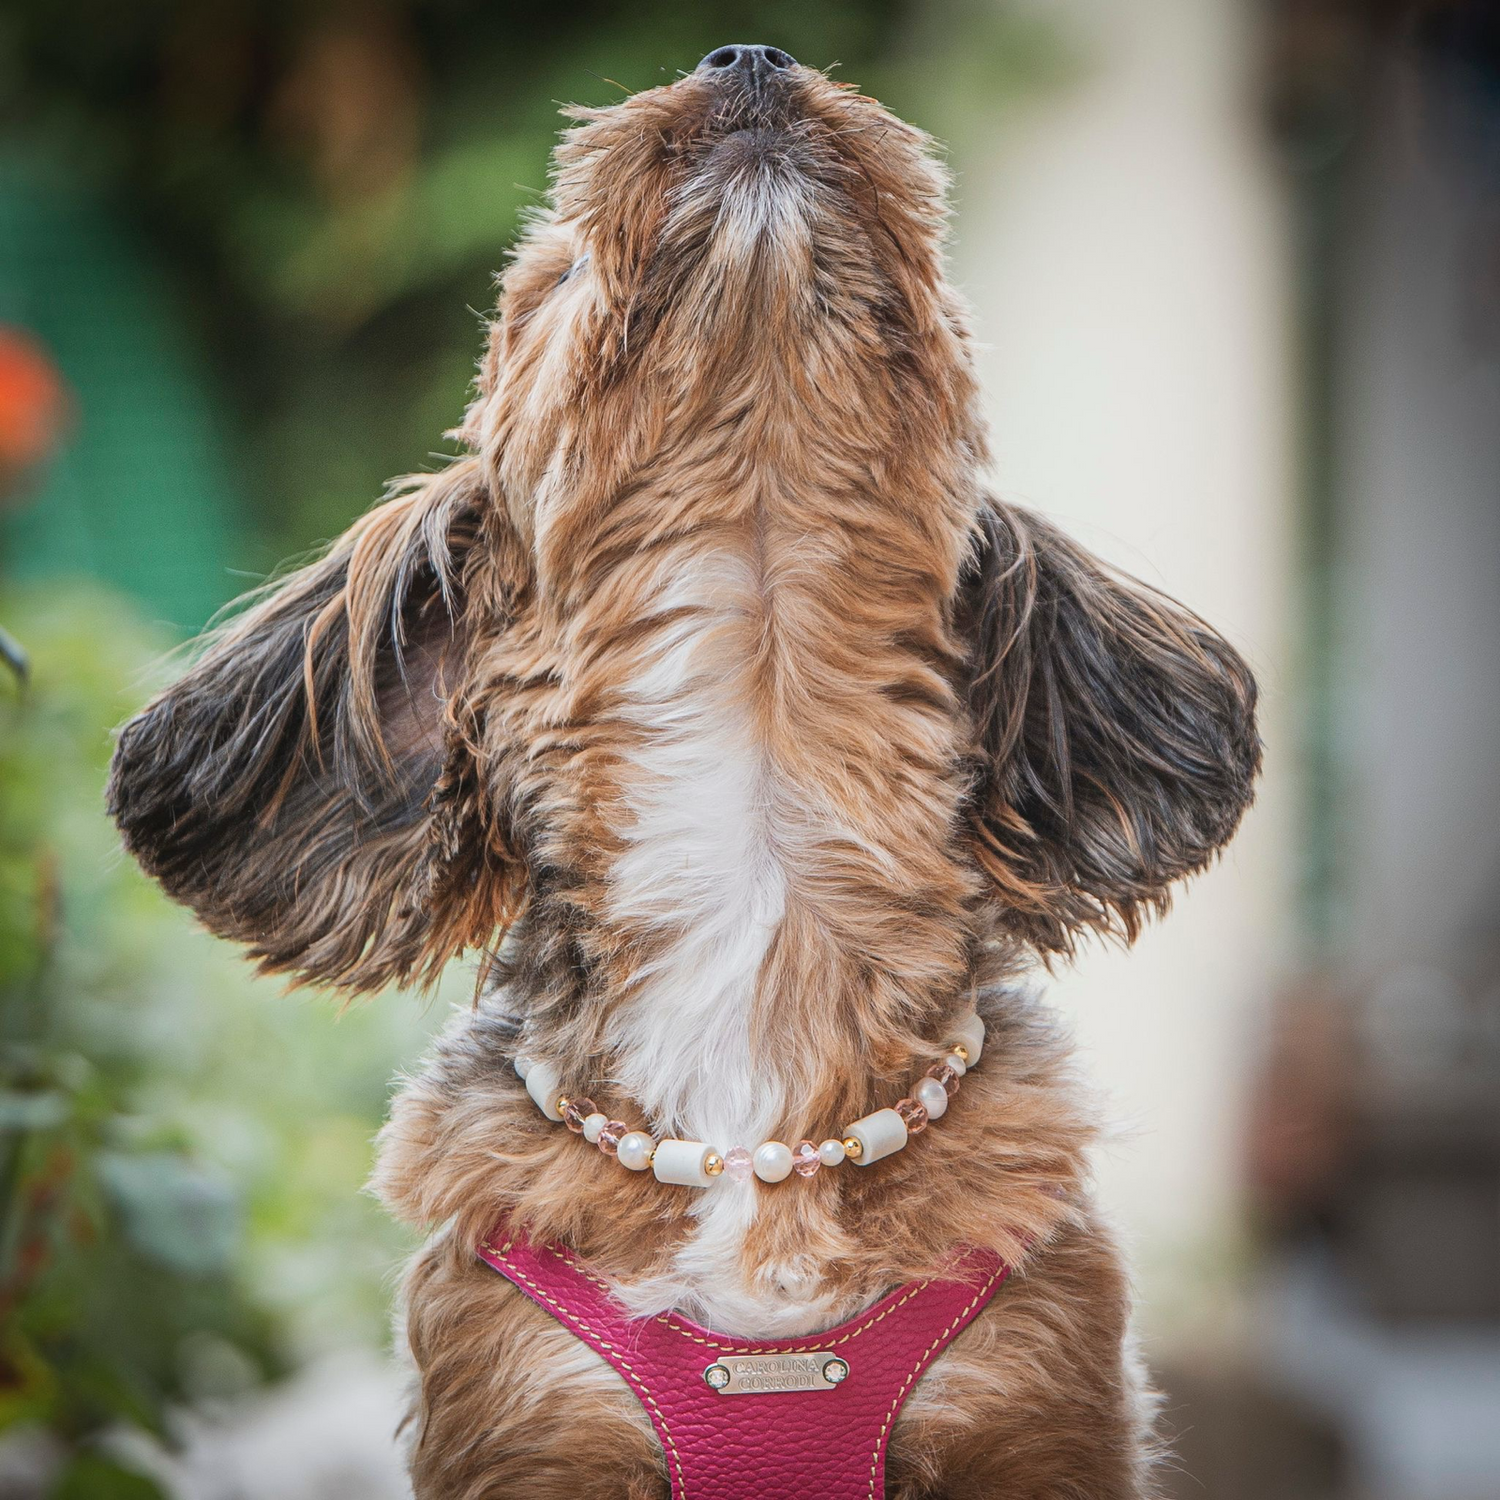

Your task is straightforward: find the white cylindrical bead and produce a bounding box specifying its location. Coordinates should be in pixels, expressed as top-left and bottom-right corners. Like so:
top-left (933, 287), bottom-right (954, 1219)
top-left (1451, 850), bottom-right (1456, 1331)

top-left (524, 1060), bottom-right (564, 1120)
top-left (752, 1141), bottom-right (794, 1183)
top-left (817, 1138), bottom-right (847, 1167)
top-left (951, 1012), bottom-right (985, 1065)
top-left (513, 1054), bottom-right (533, 1080)
top-left (616, 1131), bottom-right (655, 1171)
top-left (652, 1139), bottom-right (718, 1187)
top-left (846, 1108), bottom-right (908, 1166)
top-left (581, 1112), bottom-right (608, 1143)
top-left (942, 1052), bottom-right (968, 1077)
top-left (914, 1075), bottom-right (950, 1120)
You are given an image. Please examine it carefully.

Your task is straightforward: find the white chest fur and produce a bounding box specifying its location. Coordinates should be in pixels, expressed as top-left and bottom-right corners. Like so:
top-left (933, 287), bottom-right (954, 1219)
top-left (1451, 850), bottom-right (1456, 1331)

top-left (603, 549), bottom-right (838, 1332)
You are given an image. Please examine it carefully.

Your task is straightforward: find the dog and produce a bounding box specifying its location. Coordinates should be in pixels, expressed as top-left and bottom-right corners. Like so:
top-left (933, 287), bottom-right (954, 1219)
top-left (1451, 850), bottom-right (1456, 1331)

top-left (108, 44), bottom-right (1260, 1499)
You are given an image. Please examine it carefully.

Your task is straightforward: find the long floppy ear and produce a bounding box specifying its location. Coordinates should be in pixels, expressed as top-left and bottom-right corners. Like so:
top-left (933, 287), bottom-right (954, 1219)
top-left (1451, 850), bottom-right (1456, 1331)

top-left (107, 457), bottom-right (526, 992)
top-left (961, 500), bottom-right (1261, 954)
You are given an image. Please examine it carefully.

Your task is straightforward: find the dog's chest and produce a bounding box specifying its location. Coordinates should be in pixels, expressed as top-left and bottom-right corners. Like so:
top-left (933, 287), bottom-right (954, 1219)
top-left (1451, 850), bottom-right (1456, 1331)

top-left (592, 548), bottom-right (837, 1330)
top-left (527, 519), bottom-right (971, 1332)
top-left (604, 550), bottom-right (783, 1148)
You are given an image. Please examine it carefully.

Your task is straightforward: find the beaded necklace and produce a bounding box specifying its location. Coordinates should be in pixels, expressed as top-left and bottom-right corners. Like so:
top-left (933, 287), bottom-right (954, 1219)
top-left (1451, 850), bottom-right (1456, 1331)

top-left (512, 1011), bottom-right (985, 1187)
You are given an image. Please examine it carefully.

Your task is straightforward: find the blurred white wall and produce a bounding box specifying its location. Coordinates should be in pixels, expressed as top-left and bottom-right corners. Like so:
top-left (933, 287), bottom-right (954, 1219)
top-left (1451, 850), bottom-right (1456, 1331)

top-left (1338, 52), bottom-right (1500, 973)
top-left (947, 0), bottom-right (1297, 1320)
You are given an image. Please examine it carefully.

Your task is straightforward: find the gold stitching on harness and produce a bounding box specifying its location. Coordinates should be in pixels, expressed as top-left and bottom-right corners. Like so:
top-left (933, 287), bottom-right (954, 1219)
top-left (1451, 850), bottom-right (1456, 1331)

top-left (481, 1241), bottom-right (690, 1498)
top-left (865, 1264), bottom-right (1009, 1499)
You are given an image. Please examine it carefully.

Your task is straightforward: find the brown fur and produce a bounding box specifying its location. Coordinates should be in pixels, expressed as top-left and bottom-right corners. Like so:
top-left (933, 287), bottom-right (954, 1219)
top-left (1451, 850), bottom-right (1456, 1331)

top-left (108, 55), bottom-right (1259, 1498)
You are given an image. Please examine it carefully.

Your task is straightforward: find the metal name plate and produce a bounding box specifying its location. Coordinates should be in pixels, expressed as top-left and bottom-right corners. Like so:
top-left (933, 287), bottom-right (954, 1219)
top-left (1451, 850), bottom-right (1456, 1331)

top-left (703, 1352), bottom-right (850, 1395)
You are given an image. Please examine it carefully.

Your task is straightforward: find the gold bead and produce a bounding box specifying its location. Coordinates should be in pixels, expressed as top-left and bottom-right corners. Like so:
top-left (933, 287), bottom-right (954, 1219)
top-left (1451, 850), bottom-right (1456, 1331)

top-left (950, 1043), bottom-right (970, 1063)
top-left (842, 1135), bottom-right (863, 1161)
top-left (704, 1153), bottom-right (725, 1177)
top-left (556, 1095), bottom-right (572, 1116)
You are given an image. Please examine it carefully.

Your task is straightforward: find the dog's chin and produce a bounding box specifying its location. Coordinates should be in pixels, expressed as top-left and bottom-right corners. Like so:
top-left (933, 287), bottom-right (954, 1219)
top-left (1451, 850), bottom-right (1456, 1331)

top-left (704, 126), bottom-right (794, 169)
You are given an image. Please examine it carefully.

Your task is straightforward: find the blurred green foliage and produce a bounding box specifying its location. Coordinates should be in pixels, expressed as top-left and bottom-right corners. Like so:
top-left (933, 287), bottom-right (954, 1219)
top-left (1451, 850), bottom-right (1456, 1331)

top-left (0, 584), bottom-right (443, 1491)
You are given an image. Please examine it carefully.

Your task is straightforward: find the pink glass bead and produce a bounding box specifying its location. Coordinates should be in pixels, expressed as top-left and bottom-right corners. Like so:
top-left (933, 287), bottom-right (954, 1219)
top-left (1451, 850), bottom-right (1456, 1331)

top-left (894, 1097), bottom-right (929, 1134)
top-left (722, 1146), bottom-right (753, 1183)
top-left (561, 1096), bottom-right (596, 1133)
top-left (791, 1140), bottom-right (821, 1178)
top-left (596, 1120), bottom-right (629, 1156)
top-left (926, 1062), bottom-right (961, 1097)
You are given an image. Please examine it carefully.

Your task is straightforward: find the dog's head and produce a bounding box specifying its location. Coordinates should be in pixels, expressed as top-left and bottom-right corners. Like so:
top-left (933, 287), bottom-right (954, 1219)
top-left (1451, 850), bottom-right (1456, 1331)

top-left (107, 49), bottom-right (1259, 994)
top-left (469, 49), bottom-right (977, 563)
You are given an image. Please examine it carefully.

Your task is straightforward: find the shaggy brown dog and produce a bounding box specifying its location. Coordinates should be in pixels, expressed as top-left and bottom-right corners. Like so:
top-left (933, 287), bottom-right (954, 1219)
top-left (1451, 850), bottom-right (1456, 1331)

top-left (108, 47), bottom-right (1259, 1499)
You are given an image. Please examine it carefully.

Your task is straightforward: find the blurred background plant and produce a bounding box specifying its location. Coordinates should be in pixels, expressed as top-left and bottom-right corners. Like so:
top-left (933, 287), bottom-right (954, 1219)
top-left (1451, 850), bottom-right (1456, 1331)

top-left (1, 588), bottom-right (275, 1499)
top-left (2, 2), bottom-right (1498, 1498)
top-left (0, 584), bottom-right (447, 1497)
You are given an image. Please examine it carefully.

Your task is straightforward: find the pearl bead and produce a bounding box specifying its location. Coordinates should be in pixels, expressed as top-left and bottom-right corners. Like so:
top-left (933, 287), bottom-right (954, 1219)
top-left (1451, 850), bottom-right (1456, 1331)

top-left (752, 1141), bottom-right (794, 1183)
top-left (817, 1138), bottom-right (847, 1166)
top-left (914, 1075), bottom-right (949, 1119)
top-left (616, 1131), bottom-right (654, 1171)
top-left (581, 1112), bottom-right (608, 1143)
top-left (942, 1051), bottom-right (967, 1077)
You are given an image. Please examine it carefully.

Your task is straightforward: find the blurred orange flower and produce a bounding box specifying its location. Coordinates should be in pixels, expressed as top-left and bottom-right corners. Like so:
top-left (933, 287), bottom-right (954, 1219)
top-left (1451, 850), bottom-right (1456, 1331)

top-left (0, 326), bottom-right (69, 485)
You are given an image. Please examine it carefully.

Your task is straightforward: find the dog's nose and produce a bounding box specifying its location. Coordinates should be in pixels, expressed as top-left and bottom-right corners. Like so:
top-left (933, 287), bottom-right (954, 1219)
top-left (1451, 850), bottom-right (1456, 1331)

top-left (697, 44), bottom-right (797, 86)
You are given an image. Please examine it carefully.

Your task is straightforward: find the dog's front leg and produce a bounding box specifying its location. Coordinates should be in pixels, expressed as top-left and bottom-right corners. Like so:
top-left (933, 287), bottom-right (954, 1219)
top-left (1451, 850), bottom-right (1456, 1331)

top-left (400, 1236), bottom-right (668, 1500)
top-left (885, 1216), bottom-right (1164, 1500)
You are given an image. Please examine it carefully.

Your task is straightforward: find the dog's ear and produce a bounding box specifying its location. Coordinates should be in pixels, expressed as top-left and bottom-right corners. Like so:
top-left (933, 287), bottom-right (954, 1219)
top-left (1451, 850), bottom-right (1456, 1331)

top-left (107, 457), bottom-right (526, 992)
top-left (961, 500), bottom-right (1261, 954)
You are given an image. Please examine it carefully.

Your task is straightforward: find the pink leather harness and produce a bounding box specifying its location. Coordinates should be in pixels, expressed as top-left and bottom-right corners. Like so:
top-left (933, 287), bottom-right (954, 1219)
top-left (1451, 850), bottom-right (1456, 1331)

top-left (479, 1230), bottom-right (1010, 1498)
